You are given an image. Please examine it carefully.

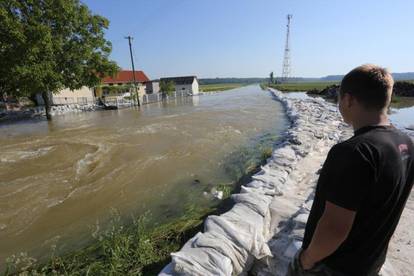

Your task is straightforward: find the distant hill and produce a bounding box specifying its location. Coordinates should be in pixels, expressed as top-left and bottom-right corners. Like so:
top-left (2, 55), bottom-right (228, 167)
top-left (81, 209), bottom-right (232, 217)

top-left (199, 72), bottom-right (414, 84)
top-left (392, 72), bottom-right (414, 80)
top-left (198, 78), bottom-right (266, 85)
top-left (320, 72), bottom-right (414, 82)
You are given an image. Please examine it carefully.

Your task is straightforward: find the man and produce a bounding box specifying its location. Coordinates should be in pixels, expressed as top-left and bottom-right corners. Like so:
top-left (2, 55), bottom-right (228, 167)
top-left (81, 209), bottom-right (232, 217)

top-left (288, 64), bottom-right (414, 276)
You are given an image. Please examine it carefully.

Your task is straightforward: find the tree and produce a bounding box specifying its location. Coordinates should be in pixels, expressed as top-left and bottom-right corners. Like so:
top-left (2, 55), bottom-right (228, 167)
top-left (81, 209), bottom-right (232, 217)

top-left (269, 72), bottom-right (274, 84)
top-left (159, 80), bottom-right (175, 98)
top-left (0, 0), bottom-right (119, 120)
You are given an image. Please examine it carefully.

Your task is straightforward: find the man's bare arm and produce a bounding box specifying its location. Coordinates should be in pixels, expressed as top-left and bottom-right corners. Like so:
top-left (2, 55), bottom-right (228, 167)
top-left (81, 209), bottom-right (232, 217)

top-left (301, 201), bottom-right (356, 269)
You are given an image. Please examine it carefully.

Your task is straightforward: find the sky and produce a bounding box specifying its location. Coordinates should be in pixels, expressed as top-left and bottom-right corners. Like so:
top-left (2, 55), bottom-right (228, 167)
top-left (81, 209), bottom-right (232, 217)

top-left (83, 0), bottom-right (414, 79)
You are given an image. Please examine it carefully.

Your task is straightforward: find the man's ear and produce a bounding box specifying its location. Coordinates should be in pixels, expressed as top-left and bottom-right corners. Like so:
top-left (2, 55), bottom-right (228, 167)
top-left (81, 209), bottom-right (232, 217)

top-left (344, 93), bottom-right (354, 108)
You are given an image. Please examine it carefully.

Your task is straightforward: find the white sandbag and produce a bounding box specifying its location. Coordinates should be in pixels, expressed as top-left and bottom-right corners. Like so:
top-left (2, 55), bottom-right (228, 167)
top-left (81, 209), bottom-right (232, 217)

top-left (171, 245), bottom-right (233, 276)
top-left (231, 192), bottom-right (272, 217)
top-left (205, 204), bottom-right (272, 260)
top-left (240, 185), bottom-right (280, 196)
top-left (258, 166), bottom-right (289, 183)
top-left (293, 213), bottom-right (309, 228)
top-left (192, 231), bottom-right (249, 274)
top-left (272, 147), bottom-right (297, 162)
top-left (283, 240), bottom-right (302, 259)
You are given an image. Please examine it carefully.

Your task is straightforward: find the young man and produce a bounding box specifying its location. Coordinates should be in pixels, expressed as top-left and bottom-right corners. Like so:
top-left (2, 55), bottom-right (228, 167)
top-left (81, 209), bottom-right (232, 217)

top-left (288, 64), bottom-right (414, 276)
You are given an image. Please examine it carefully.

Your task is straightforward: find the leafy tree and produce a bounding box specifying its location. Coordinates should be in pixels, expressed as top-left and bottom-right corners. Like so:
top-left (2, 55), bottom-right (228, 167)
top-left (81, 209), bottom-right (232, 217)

top-left (159, 80), bottom-right (175, 98)
top-left (0, 0), bottom-right (119, 120)
top-left (269, 72), bottom-right (274, 84)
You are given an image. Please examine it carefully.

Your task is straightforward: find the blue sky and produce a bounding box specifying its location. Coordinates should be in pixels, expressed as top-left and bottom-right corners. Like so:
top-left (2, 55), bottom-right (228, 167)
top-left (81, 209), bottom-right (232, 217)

top-left (83, 0), bottom-right (414, 79)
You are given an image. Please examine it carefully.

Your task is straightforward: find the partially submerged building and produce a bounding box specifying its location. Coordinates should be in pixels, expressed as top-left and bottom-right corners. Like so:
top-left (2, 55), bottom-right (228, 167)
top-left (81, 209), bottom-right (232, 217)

top-left (146, 81), bottom-right (160, 94)
top-left (35, 72), bottom-right (199, 108)
top-left (35, 70), bottom-right (150, 106)
top-left (98, 70), bottom-right (150, 98)
top-left (159, 76), bottom-right (199, 95)
top-left (36, 86), bottom-right (95, 106)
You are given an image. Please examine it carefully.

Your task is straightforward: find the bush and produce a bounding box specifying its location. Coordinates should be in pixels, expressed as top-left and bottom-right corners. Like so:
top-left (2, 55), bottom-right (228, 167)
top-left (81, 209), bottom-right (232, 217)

top-left (393, 81), bottom-right (414, 97)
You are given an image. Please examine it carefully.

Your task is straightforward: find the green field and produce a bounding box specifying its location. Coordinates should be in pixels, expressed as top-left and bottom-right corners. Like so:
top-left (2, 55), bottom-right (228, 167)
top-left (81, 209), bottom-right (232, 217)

top-left (200, 83), bottom-right (247, 92)
top-left (268, 82), bottom-right (339, 92)
top-left (391, 96), bottom-right (414, 109)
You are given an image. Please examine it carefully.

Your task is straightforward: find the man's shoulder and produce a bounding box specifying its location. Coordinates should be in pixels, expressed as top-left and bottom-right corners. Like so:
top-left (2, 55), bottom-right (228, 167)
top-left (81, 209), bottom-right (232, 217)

top-left (363, 126), bottom-right (412, 144)
top-left (330, 127), bottom-right (414, 162)
top-left (327, 137), bottom-right (374, 165)
top-left (330, 138), bottom-right (365, 155)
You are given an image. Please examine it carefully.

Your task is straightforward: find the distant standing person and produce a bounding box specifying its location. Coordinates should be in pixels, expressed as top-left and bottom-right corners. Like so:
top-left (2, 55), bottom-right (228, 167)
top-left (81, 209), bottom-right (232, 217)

top-left (287, 64), bottom-right (414, 276)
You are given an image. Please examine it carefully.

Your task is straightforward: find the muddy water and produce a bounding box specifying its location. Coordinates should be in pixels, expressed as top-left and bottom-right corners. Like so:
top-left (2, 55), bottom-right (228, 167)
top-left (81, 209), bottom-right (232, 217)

top-left (0, 86), bottom-right (287, 264)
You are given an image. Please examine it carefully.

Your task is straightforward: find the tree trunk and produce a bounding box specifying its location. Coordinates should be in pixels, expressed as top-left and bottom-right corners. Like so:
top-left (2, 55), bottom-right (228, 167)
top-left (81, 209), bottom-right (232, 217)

top-left (41, 91), bottom-right (52, 120)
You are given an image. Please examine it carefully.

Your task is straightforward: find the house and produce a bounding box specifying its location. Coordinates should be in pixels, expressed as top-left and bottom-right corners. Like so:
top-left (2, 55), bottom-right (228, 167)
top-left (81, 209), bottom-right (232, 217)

top-left (97, 70), bottom-right (150, 99)
top-left (159, 76), bottom-right (199, 95)
top-left (146, 81), bottom-right (160, 94)
top-left (35, 70), bottom-right (150, 106)
top-left (36, 86), bottom-right (95, 106)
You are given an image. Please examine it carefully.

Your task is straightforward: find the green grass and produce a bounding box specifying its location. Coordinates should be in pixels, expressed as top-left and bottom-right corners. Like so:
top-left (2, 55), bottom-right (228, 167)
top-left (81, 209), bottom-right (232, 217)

top-left (391, 96), bottom-right (414, 109)
top-left (267, 82), bottom-right (339, 92)
top-left (200, 83), bottom-right (247, 92)
top-left (5, 208), bottom-right (209, 276)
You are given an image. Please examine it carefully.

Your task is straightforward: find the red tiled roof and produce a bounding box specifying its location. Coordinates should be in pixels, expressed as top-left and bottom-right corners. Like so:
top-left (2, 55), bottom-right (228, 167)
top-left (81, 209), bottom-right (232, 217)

top-left (102, 70), bottom-right (150, 84)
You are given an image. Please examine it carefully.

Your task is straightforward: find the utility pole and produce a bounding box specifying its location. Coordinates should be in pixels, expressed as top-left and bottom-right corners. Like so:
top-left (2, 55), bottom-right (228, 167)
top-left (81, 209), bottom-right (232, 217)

top-left (125, 35), bottom-right (140, 106)
top-left (281, 14), bottom-right (292, 83)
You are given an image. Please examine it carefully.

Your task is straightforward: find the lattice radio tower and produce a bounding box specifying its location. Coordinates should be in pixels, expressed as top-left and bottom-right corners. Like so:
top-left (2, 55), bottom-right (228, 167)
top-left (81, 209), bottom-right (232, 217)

top-left (281, 14), bottom-right (292, 82)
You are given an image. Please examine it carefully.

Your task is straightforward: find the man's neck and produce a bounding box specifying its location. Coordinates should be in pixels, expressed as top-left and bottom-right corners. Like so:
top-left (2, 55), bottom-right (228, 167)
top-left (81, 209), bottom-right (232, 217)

top-left (352, 111), bottom-right (390, 131)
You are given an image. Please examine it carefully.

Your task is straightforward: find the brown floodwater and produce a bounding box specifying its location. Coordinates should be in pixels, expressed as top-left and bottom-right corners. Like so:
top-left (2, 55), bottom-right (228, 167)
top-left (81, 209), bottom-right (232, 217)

top-left (0, 85), bottom-right (287, 264)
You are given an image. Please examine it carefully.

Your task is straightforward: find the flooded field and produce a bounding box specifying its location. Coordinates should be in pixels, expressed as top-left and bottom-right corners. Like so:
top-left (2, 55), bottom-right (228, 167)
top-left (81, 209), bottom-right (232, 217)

top-left (0, 86), bottom-right (287, 264)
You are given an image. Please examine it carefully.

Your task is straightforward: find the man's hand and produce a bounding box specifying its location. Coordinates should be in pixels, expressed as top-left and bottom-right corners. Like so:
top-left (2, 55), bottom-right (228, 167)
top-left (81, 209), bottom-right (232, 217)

top-left (300, 249), bottom-right (316, 270)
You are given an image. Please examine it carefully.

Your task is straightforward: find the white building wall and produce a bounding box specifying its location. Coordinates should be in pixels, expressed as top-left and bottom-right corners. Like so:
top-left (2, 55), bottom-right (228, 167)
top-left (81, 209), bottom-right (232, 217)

top-left (146, 82), bottom-right (160, 94)
top-left (36, 87), bottom-right (95, 105)
top-left (138, 84), bottom-right (146, 96)
top-left (175, 84), bottom-right (192, 95)
top-left (52, 87), bottom-right (95, 105)
top-left (191, 79), bottom-right (199, 95)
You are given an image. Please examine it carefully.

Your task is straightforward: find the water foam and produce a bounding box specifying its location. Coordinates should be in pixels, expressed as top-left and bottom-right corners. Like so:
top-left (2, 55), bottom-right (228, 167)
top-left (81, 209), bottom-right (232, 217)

top-left (0, 146), bottom-right (54, 163)
top-left (75, 143), bottom-right (111, 177)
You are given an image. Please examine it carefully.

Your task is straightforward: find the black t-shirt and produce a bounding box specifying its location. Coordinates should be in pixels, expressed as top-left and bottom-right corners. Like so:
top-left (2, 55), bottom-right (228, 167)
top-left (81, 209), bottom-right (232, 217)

top-left (302, 125), bottom-right (414, 275)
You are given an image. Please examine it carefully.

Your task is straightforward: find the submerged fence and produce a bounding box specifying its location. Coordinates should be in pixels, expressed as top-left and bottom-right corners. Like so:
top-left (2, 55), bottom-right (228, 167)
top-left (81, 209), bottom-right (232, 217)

top-left (52, 91), bottom-right (192, 107)
top-left (142, 91), bottom-right (191, 104)
top-left (52, 97), bottom-right (93, 105)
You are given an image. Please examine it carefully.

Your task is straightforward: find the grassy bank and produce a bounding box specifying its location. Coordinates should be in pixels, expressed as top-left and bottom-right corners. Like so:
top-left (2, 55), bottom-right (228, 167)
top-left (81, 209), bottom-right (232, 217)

top-left (267, 82), bottom-right (338, 92)
top-left (5, 208), bottom-right (207, 276)
top-left (5, 139), bottom-right (276, 275)
top-left (391, 96), bottom-right (414, 109)
top-left (200, 83), bottom-right (248, 92)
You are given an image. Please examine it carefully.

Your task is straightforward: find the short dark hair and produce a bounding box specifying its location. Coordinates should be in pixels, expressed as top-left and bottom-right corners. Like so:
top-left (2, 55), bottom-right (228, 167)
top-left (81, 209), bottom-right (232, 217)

top-left (340, 64), bottom-right (394, 110)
